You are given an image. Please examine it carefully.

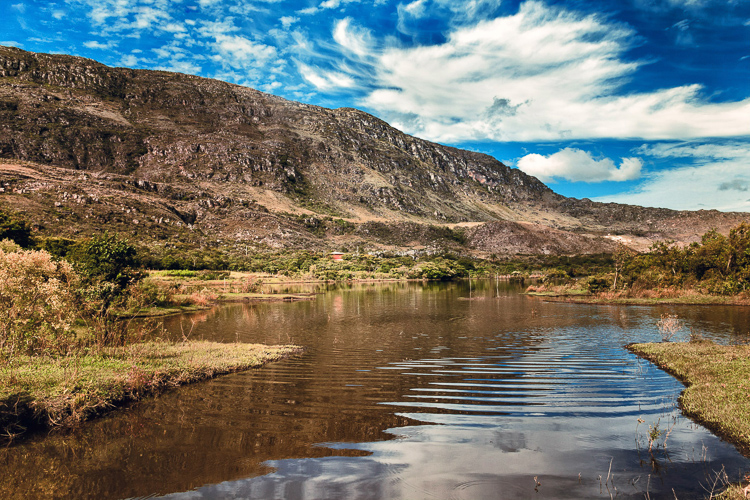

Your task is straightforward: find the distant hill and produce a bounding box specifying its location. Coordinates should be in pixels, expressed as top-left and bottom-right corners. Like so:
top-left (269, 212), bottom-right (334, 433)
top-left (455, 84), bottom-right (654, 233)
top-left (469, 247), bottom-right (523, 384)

top-left (0, 46), bottom-right (746, 256)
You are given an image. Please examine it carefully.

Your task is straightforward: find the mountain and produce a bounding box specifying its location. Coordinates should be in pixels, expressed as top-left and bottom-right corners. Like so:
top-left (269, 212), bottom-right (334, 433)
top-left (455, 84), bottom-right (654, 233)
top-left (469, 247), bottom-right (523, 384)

top-left (0, 46), bottom-right (746, 256)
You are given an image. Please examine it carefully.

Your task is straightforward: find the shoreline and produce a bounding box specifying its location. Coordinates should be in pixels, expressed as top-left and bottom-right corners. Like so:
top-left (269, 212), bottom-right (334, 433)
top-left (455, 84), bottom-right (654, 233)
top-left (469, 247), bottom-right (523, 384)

top-left (627, 341), bottom-right (750, 499)
top-left (526, 291), bottom-right (750, 307)
top-left (627, 341), bottom-right (750, 458)
top-left (0, 341), bottom-right (304, 444)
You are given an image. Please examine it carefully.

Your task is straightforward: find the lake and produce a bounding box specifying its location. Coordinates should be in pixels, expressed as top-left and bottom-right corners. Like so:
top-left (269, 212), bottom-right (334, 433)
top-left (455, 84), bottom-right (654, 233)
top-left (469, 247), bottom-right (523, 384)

top-left (1, 281), bottom-right (749, 499)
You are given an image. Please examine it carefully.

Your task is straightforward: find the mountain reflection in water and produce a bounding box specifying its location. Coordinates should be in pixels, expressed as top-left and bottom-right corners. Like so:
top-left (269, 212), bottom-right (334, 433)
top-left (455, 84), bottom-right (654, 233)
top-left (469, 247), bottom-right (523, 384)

top-left (1, 281), bottom-right (748, 499)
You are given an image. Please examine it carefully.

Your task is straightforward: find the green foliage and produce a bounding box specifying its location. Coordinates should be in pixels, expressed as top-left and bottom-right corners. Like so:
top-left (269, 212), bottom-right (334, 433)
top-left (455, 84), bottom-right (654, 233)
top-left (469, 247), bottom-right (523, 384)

top-left (197, 270), bottom-right (230, 280)
top-left (613, 222), bottom-right (750, 296)
top-left (65, 233), bottom-right (145, 346)
top-left (0, 209), bottom-right (33, 248)
top-left (164, 270), bottom-right (197, 277)
top-left (39, 237), bottom-right (76, 259)
top-left (68, 232), bottom-right (143, 290)
top-left (584, 274), bottom-right (613, 293)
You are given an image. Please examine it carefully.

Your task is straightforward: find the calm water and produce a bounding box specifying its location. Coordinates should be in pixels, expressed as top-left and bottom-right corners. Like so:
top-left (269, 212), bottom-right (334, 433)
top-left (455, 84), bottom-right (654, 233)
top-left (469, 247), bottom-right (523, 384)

top-left (2, 281), bottom-right (749, 499)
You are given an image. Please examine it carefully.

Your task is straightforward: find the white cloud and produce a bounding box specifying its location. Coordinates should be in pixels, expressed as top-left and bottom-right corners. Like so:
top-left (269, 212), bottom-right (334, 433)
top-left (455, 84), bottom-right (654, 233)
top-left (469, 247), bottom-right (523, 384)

top-left (333, 18), bottom-right (373, 57)
top-left (298, 0), bottom-right (360, 15)
top-left (317, 1), bottom-right (750, 143)
top-left (517, 148), bottom-right (643, 183)
top-left (280, 16), bottom-right (299, 29)
top-left (157, 59), bottom-right (203, 74)
top-left (635, 141), bottom-right (750, 159)
top-left (299, 63), bottom-right (356, 89)
top-left (402, 0), bottom-right (427, 17)
top-left (83, 40), bottom-right (116, 49)
top-left (119, 54), bottom-right (141, 66)
top-left (211, 34), bottom-right (277, 65)
top-left (161, 22), bottom-right (187, 33)
top-left (595, 141), bottom-right (750, 211)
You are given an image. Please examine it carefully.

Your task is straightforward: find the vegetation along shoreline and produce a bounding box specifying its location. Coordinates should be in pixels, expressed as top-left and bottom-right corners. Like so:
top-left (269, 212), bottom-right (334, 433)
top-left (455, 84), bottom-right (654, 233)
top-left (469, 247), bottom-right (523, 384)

top-left (628, 341), bottom-right (750, 499)
top-left (0, 342), bottom-right (303, 443)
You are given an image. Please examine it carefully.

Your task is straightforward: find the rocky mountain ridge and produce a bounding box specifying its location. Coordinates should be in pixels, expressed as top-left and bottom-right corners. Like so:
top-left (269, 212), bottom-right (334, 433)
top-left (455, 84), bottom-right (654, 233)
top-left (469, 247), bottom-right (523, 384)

top-left (0, 46), bottom-right (746, 255)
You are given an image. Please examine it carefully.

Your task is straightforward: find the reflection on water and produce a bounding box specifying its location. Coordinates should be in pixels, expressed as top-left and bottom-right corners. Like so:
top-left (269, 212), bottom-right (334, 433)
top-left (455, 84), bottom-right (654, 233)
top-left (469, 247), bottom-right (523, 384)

top-left (1, 281), bottom-right (749, 499)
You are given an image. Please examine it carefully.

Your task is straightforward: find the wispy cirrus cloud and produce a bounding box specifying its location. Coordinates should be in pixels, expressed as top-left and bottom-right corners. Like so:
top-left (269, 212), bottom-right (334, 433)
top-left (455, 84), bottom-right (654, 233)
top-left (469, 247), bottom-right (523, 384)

top-left (299, 0), bottom-right (362, 15)
top-left (299, 62), bottom-right (356, 90)
top-left (314, 1), bottom-right (750, 144)
top-left (333, 18), bottom-right (374, 58)
top-left (83, 40), bottom-right (117, 50)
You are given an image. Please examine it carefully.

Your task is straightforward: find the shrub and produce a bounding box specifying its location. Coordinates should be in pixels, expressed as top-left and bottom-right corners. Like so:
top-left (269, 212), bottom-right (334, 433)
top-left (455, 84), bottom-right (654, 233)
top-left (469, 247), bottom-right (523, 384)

top-left (125, 281), bottom-right (176, 310)
top-left (197, 270), bottom-right (230, 280)
top-left (66, 233), bottom-right (145, 346)
top-left (0, 209), bottom-right (33, 248)
top-left (657, 314), bottom-right (682, 342)
top-left (39, 237), bottom-right (76, 259)
top-left (585, 274), bottom-right (613, 293)
top-left (0, 249), bottom-right (79, 359)
top-left (0, 238), bottom-right (21, 253)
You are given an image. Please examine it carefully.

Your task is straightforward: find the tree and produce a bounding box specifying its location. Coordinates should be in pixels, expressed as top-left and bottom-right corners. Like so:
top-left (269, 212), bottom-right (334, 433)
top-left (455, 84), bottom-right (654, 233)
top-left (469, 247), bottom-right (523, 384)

top-left (67, 233), bottom-right (144, 345)
top-left (69, 232), bottom-right (142, 290)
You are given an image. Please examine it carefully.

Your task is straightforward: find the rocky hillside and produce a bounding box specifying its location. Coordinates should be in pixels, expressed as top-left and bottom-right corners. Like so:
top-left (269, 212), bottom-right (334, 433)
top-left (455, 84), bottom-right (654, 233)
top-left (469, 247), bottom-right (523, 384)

top-left (0, 46), bottom-right (746, 256)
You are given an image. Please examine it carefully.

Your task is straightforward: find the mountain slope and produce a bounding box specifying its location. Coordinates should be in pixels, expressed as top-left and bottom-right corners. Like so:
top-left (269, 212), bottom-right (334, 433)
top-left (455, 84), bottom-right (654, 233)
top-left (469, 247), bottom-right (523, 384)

top-left (0, 46), bottom-right (746, 255)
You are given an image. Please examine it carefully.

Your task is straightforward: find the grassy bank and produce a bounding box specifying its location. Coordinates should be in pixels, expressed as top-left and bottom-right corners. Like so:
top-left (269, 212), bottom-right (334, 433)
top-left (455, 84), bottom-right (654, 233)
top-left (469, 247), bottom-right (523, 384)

top-left (628, 340), bottom-right (750, 456)
top-left (628, 341), bottom-right (750, 498)
top-left (0, 341), bottom-right (303, 442)
top-left (527, 285), bottom-right (750, 306)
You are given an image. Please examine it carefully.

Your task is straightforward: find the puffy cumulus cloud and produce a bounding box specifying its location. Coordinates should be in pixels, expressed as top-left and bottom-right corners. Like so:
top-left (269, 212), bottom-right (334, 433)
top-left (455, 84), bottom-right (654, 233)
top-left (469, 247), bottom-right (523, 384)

top-left (119, 53), bottom-right (142, 67)
top-left (335, 1), bottom-right (750, 143)
top-left (517, 148), bottom-right (643, 183)
top-left (595, 140), bottom-right (750, 211)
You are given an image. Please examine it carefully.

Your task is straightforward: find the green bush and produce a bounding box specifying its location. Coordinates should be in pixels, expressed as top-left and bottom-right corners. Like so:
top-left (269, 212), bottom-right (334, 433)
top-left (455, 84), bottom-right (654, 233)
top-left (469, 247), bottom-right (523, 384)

top-left (0, 209), bottom-right (33, 248)
top-left (39, 237), bottom-right (76, 259)
top-left (585, 274), bottom-right (613, 293)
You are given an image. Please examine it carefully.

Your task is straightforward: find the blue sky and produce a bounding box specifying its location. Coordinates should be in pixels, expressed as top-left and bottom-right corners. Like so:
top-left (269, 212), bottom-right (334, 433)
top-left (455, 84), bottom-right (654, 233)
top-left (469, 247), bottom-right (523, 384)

top-left (2, 0), bottom-right (750, 211)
